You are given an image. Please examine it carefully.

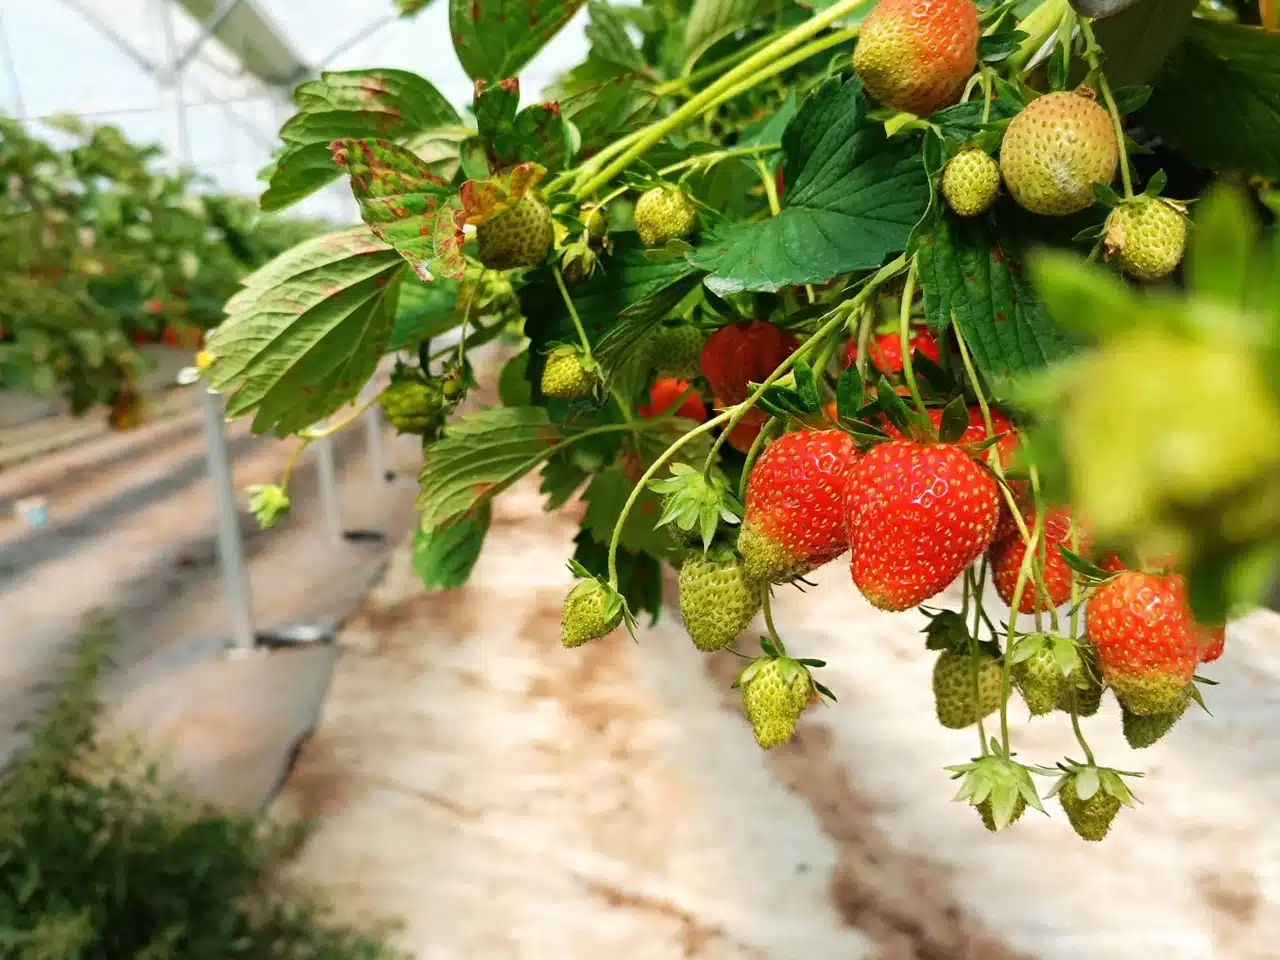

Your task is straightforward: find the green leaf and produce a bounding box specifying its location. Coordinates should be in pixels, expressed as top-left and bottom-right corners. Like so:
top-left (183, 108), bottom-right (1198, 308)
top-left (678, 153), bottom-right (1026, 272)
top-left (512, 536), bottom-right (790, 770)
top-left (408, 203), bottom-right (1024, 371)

top-left (331, 138), bottom-right (464, 283)
top-left (915, 209), bottom-right (1074, 397)
top-left (499, 350), bottom-right (534, 407)
top-left (937, 395), bottom-right (969, 445)
top-left (412, 504), bottom-right (492, 588)
top-left (521, 235), bottom-right (703, 401)
top-left (207, 227), bottom-right (405, 436)
top-left (390, 275), bottom-right (464, 352)
top-left (792, 359), bottom-right (821, 414)
top-left (582, 465), bottom-right (672, 558)
top-left (572, 529), bottom-right (662, 626)
top-left (835, 364), bottom-right (863, 421)
top-left (583, 0), bottom-right (646, 72)
top-left (1186, 184), bottom-right (1257, 309)
top-left (1110, 85), bottom-right (1152, 116)
top-left (451, 0), bottom-right (587, 82)
top-left (739, 93), bottom-right (799, 151)
top-left (416, 406), bottom-right (560, 533)
top-left (684, 0), bottom-right (780, 73)
top-left (1025, 249), bottom-right (1156, 341)
top-left (1141, 21), bottom-right (1280, 180)
top-left (541, 450), bottom-right (589, 508)
top-left (560, 77), bottom-right (659, 157)
top-left (689, 78), bottom-right (930, 296)
top-left (262, 70), bottom-right (460, 212)
top-left (1058, 545), bottom-right (1110, 583)
top-left (1091, 0), bottom-right (1198, 88)
top-left (475, 81), bottom-right (575, 171)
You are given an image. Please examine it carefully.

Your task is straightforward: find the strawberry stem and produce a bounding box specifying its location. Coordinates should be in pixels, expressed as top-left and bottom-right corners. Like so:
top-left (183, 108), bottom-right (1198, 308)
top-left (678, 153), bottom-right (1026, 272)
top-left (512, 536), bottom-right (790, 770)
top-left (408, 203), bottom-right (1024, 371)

top-left (575, 0), bottom-right (872, 198)
top-left (1069, 694), bottom-right (1096, 766)
top-left (898, 260), bottom-right (927, 421)
top-left (457, 267), bottom-right (484, 368)
top-left (738, 415), bottom-right (777, 502)
top-left (953, 322), bottom-right (1057, 611)
top-left (552, 264), bottom-right (595, 359)
top-left (606, 411), bottom-right (732, 587)
top-left (762, 592), bottom-right (786, 650)
top-left (1000, 507), bottom-right (1042, 756)
top-left (1079, 18), bottom-right (1134, 199)
top-left (966, 563), bottom-right (991, 757)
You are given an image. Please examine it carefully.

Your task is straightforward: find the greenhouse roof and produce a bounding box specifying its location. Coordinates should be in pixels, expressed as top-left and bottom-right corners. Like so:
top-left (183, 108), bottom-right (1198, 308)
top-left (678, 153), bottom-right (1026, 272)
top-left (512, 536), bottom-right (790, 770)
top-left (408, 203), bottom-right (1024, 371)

top-left (1, 0), bottom-right (590, 220)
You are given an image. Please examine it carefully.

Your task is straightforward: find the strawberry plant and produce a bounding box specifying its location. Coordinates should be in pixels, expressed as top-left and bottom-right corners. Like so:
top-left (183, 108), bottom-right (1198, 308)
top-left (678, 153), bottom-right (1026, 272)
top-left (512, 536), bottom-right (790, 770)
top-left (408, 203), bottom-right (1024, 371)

top-left (204, 0), bottom-right (1280, 839)
top-left (0, 118), bottom-right (320, 421)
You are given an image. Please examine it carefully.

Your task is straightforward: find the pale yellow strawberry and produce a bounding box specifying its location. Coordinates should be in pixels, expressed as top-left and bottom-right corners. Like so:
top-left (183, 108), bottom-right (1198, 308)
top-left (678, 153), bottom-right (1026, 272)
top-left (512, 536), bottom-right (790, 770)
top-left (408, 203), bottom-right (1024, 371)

top-left (1104, 196), bottom-right (1189, 280)
top-left (477, 195), bottom-right (553, 269)
top-left (634, 186), bottom-right (697, 247)
top-left (1000, 89), bottom-right (1118, 216)
top-left (942, 147), bottom-right (1000, 216)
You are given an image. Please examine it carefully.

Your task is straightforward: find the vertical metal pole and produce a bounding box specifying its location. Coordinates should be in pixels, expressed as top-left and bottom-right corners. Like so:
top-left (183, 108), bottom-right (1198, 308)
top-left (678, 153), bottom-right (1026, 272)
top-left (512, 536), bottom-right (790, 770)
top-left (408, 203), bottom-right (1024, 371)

top-left (165, 0), bottom-right (255, 649)
top-left (364, 404), bottom-right (388, 484)
top-left (201, 389), bottom-right (256, 649)
top-left (313, 429), bottom-right (344, 543)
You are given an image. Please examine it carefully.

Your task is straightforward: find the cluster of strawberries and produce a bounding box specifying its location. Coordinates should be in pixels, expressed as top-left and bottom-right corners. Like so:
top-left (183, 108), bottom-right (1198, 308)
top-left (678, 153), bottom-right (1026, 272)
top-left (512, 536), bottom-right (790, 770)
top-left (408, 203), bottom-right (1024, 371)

top-left (561, 313), bottom-right (1229, 839)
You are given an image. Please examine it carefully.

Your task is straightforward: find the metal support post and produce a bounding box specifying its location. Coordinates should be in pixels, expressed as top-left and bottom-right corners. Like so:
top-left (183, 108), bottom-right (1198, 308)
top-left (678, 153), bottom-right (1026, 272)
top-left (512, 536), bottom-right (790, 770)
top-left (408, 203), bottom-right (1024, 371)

top-left (313, 429), bottom-right (344, 544)
top-left (201, 389), bottom-right (256, 649)
top-left (364, 403), bottom-right (389, 484)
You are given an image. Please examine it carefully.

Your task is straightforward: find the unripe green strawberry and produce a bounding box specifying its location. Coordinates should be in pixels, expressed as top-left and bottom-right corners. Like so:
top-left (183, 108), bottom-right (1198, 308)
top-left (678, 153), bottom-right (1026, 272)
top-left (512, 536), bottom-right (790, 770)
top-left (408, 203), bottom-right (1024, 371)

top-left (378, 378), bottom-right (443, 434)
top-left (852, 0), bottom-right (980, 117)
top-left (1057, 642), bottom-right (1104, 717)
top-left (634, 186), bottom-right (698, 247)
top-left (1103, 196), bottom-right (1189, 280)
top-left (1012, 647), bottom-right (1069, 717)
top-left (1000, 89), bottom-right (1118, 216)
top-left (476, 195), bottom-right (553, 269)
top-left (931, 649), bottom-right (1002, 729)
top-left (977, 795), bottom-right (1026, 833)
top-left (941, 147), bottom-right (1000, 217)
top-left (1057, 772), bottom-right (1123, 841)
top-left (738, 656), bottom-right (814, 749)
top-left (561, 578), bottom-right (624, 648)
top-left (1121, 696), bottom-right (1188, 749)
top-left (540, 345), bottom-right (596, 399)
top-left (678, 553), bottom-right (766, 652)
top-left (583, 204), bottom-right (608, 242)
top-left (649, 325), bottom-right (706, 380)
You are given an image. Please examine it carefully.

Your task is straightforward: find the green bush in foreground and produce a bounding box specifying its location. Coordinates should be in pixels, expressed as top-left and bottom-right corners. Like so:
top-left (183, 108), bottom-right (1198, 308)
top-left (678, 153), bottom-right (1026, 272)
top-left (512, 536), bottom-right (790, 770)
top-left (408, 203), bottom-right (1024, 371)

top-left (0, 616), bottom-right (404, 960)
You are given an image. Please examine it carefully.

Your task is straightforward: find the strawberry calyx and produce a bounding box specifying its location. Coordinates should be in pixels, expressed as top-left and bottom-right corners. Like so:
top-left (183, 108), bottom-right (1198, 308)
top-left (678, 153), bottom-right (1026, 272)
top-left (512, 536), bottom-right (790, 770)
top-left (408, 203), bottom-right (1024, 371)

top-left (647, 462), bottom-right (742, 552)
top-left (945, 749), bottom-right (1047, 834)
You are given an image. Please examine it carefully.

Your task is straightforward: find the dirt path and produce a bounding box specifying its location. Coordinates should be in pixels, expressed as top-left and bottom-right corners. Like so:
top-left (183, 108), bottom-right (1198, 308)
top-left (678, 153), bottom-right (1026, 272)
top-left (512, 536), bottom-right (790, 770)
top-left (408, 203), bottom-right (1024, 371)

top-left (281, 472), bottom-right (1280, 960)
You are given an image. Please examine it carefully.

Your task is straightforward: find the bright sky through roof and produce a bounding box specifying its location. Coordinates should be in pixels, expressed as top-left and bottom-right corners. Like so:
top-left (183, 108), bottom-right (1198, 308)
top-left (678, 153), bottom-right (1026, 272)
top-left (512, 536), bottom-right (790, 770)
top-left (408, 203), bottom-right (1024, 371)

top-left (0, 0), bottom-right (592, 222)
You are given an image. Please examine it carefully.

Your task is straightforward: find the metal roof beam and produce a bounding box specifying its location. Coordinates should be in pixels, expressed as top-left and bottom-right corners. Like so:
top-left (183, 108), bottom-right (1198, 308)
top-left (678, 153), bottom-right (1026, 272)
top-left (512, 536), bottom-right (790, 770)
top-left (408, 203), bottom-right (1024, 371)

top-left (172, 0), bottom-right (311, 88)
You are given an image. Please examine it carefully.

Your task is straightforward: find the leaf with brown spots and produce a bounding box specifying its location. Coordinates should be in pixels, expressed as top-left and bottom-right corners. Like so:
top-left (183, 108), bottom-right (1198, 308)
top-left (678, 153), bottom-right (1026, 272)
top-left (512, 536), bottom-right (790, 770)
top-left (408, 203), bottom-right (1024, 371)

top-left (416, 406), bottom-right (562, 534)
top-left (261, 69), bottom-right (460, 213)
top-left (331, 138), bottom-right (464, 282)
top-left (451, 0), bottom-right (587, 83)
top-left (459, 162), bottom-right (547, 225)
top-left (206, 226), bottom-right (405, 436)
top-left (412, 503), bottom-right (492, 589)
top-left (915, 207), bottom-right (1075, 398)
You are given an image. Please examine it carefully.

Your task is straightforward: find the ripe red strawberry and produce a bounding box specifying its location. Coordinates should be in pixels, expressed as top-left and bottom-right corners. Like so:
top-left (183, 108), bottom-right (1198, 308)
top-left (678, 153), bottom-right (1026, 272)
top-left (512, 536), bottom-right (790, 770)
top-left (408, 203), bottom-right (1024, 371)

top-left (852, 0), bottom-right (980, 117)
top-left (700, 320), bottom-right (799, 404)
top-left (878, 404), bottom-right (1018, 468)
top-left (841, 329), bottom-right (941, 375)
top-left (983, 506), bottom-right (1085, 611)
top-left (846, 440), bottom-right (1001, 611)
top-left (638, 378), bottom-right (707, 422)
top-left (1199, 628), bottom-right (1225, 663)
top-left (739, 429), bottom-right (859, 583)
top-left (1085, 572), bottom-right (1204, 716)
top-left (988, 507), bottom-right (1087, 613)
